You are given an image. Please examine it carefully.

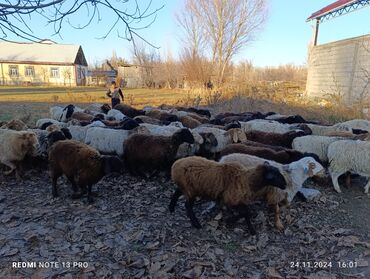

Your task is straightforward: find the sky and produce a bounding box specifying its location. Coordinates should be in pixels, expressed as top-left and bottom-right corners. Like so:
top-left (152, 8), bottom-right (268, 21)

top-left (4, 0), bottom-right (370, 67)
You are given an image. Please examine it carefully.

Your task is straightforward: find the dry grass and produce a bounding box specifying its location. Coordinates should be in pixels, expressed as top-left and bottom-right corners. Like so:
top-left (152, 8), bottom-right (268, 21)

top-left (0, 84), bottom-right (365, 125)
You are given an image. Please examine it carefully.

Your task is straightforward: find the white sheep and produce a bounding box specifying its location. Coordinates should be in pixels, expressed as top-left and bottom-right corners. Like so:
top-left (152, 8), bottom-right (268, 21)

top-left (333, 119), bottom-right (370, 133)
top-left (107, 109), bottom-right (126, 121)
top-left (50, 105), bottom-right (83, 122)
top-left (328, 140), bottom-right (370, 194)
top-left (68, 121), bottom-right (106, 142)
top-left (292, 135), bottom-right (344, 164)
top-left (84, 126), bottom-right (149, 156)
top-left (140, 123), bottom-right (203, 158)
top-left (306, 123), bottom-right (350, 136)
top-left (192, 126), bottom-right (247, 153)
top-left (240, 119), bottom-right (295, 134)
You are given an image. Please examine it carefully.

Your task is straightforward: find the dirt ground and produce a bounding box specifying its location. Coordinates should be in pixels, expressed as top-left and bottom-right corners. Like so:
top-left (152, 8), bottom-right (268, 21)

top-left (0, 102), bottom-right (369, 278)
top-left (0, 164), bottom-right (369, 278)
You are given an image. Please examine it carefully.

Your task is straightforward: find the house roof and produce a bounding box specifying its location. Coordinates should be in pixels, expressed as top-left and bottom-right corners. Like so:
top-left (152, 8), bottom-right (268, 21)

top-left (307, 0), bottom-right (356, 21)
top-left (0, 40), bottom-right (88, 66)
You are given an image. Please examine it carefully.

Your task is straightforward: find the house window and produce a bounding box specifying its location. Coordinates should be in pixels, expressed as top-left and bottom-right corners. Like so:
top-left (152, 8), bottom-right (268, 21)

top-left (9, 65), bottom-right (18, 77)
top-left (77, 68), bottom-right (81, 79)
top-left (50, 67), bottom-right (60, 78)
top-left (25, 66), bottom-right (34, 77)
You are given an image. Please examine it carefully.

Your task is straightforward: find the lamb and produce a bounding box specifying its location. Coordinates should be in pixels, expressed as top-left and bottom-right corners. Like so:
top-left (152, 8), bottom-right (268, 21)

top-left (0, 130), bottom-right (38, 179)
top-left (245, 130), bottom-right (306, 148)
top-left (192, 127), bottom-right (247, 153)
top-left (84, 126), bottom-right (149, 156)
top-left (169, 156), bottom-right (287, 233)
top-left (48, 140), bottom-right (123, 203)
top-left (292, 135), bottom-right (344, 164)
top-left (0, 119), bottom-right (28, 131)
top-left (114, 104), bottom-right (145, 118)
top-left (123, 128), bottom-right (195, 176)
top-left (220, 154), bottom-right (323, 230)
top-left (328, 140), bottom-right (370, 194)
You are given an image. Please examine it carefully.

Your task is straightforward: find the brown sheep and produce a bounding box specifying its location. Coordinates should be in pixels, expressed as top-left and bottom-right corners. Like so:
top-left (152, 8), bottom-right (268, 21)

top-left (169, 156), bottom-right (287, 234)
top-left (114, 104), bottom-right (145, 118)
top-left (134, 115), bottom-right (163, 125)
top-left (71, 111), bottom-right (95, 122)
top-left (123, 128), bottom-right (195, 177)
top-left (218, 144), bottom-right (293, 164)
top-left (48, 140), bottom-right (122, 203)
top-left (0, 119), bottom-right (28, 131)
top-left (0, 130), bottom-right (38, 179)
top-left (245, 130), bottom-right (307, 148)
top-left (179, 115), bottom-right (202, 129)
top-left (186, 112), bottom-right (209, 123)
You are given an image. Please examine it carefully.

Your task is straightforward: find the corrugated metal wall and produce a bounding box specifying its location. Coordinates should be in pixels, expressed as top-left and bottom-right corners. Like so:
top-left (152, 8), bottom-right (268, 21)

top-left (306, 34), bottom-right (370, 105)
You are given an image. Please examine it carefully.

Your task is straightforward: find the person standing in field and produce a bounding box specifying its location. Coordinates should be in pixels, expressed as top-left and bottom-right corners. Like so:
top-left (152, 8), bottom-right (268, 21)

top-left (106, 80), bottom-right (124, 108)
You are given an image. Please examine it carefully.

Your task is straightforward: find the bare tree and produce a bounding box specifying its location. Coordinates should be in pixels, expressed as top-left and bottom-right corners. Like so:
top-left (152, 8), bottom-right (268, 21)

top-left (0, 1), bottom-right (163, 45)
top-left (179, 0), bottom-right (267, 86)
top-left (131, 43), bottom-right (160, 87)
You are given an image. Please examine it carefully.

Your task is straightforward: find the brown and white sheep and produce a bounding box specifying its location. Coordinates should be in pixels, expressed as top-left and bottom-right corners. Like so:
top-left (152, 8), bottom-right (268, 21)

top-left (169, 156), bottom-right (287, 234)
top-left (48, 140), bottom-right (122, 203)
top-left (123, 128), bottom-right (195, 176)
top-left (0, 130), bottom-right (38, 179)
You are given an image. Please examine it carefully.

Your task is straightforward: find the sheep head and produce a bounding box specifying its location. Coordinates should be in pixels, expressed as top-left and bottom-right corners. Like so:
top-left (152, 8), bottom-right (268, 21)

top-left (19, 132), bottom-right (38, 156)
top-left (226, 128), bottom-right (247, 143)
top-left (173, 128), bottom-right (195, 144)
top-left (262, 162), bottom-right (287, 190)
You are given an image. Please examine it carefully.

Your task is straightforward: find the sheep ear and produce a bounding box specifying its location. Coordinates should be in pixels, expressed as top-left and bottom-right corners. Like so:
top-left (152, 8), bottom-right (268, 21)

top-left (308, 162), bottom-right (315, 177)
top-left (232, 130), bottom-right (238, 143)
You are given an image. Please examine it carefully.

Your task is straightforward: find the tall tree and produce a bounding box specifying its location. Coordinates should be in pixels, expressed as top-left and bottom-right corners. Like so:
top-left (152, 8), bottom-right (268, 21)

top-left (179, 0), bottom-right (267, 86)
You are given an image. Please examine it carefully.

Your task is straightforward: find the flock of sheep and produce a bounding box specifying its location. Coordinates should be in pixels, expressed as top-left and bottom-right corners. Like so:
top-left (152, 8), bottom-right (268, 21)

top-left (1, 102), bottom-right (369, 235)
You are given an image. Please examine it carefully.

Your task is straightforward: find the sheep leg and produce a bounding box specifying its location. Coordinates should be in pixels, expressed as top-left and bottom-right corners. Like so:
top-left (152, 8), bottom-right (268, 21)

top-left (274, 203), bottom-right (284, 231)
top-left (330, 172), bottom-right (342, 193)
top-left (234, 204), bottom-right (256, 235)
top-left (51, 175), bottom-right (59, 197)
top-left (364, 180), bottom-right (370, 194)
top-left (185, 199), bottom-right (201, 229)
top-left (345, 172), bottom-right (351, 188)
top-left (169, 188), bottom-right (182, 213)
top-left (3, 160), bottom-right (16, 176)
top-left (87, 184), bottom-right (94, 204)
